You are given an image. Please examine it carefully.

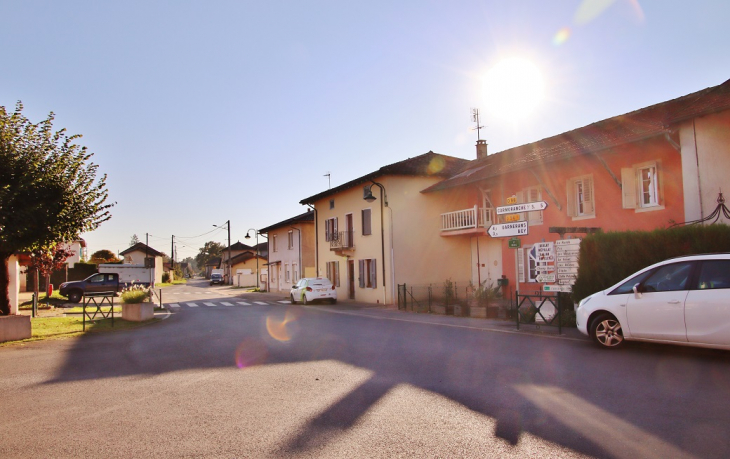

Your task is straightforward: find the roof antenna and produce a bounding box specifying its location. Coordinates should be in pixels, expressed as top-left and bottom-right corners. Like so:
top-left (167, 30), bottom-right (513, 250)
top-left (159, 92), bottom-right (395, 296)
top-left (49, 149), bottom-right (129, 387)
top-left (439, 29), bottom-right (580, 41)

top-left (324, 172), bottom-right (331, 189)
top-left (471, 108), bottom-right (484, 141)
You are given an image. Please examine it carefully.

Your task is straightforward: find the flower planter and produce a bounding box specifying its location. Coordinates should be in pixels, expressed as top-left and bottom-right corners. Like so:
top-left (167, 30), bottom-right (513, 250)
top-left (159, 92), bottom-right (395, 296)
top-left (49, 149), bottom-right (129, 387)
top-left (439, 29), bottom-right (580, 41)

top-left (0, 315), bottom-right (32, 343)
top-left (122, 303), bottom-right (154, 322)
top-left (431, 304), bottom-right (453, 315)
top-left (453, 304), bottom-right (470, 317)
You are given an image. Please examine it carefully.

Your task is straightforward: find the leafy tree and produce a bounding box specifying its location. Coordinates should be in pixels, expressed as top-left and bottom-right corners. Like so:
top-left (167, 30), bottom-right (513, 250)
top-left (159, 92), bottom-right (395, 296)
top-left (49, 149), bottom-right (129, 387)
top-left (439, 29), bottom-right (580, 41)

top-left (26, 244), bottom-right (75, 298)
top-left (195, 241), bottom-right (224, 273)
top-left (0, 103), bottom-right (113, 315)
top-left (130, 234), bottom-right (140, 246)
top-left (89, 249), bottom-right (120, 264)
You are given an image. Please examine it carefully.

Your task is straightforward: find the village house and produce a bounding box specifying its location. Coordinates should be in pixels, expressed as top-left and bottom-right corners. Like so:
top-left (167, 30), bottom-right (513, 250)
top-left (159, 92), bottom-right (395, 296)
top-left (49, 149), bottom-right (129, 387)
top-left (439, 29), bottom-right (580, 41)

top-left (119, 242), bottom-right (164, 285)
top-left (259, 210), bottom-right (315, 294)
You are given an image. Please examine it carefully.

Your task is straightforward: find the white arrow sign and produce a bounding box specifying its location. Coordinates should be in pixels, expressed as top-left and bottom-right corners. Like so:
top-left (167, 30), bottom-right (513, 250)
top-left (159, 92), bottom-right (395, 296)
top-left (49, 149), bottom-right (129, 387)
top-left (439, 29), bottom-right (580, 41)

top-left (487, 221), bottom-right (528, 238)
top-left (496, 201), bottom-right (548, 215)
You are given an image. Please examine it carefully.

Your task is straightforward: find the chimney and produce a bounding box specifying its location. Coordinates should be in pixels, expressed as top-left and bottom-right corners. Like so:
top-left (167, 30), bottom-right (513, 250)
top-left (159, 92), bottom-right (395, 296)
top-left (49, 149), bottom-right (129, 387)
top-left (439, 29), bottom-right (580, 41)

top-left (476, 139), bottom-right (488, 159)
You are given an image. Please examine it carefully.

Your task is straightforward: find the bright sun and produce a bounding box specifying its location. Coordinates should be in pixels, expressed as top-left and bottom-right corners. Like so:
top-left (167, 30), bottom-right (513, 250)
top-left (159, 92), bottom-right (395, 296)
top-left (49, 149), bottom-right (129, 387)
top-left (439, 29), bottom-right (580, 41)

top-left (482, 57), bottom-right (545, 120)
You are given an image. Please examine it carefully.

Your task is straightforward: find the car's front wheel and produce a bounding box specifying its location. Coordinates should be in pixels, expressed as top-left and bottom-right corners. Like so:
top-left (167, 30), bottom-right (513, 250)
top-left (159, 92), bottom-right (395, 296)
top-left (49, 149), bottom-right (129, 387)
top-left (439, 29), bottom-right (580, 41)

top-left (68, 291), bottom-right (82, 303)
top-left (590, 313), bottom-right (624, 349)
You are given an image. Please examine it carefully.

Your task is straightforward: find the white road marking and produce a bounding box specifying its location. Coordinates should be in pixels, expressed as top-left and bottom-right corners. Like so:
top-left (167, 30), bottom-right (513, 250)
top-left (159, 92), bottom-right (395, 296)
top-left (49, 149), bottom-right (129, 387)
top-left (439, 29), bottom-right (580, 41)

top-left (237, 302), bottom-right (250, 306)
top-left (221, 302), bottom-right (233, 306)
top-left (170, 303), bottom-right (180, 308)
top-left (204, 302), bottom-right (215, 307)
top-left (187, 303), bottom-right (199, 307)
top-left (278, 300), bottom-right (292, 304)
top-left (254, 301), bottom-right (268, 305)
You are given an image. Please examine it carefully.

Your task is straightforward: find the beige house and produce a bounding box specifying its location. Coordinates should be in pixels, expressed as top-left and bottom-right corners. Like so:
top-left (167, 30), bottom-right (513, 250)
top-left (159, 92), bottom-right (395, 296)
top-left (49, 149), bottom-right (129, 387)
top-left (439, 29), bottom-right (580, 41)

top-left (300, 152), bottom-right (470, 305)
top-left (229, 252), bottom-right (267, 288)
top-left (119, 242), bottom-right (164, 285)
top-left (220, 241), bottom-right (255, 284)
top-left (259, 211), bottom-right (315, 294)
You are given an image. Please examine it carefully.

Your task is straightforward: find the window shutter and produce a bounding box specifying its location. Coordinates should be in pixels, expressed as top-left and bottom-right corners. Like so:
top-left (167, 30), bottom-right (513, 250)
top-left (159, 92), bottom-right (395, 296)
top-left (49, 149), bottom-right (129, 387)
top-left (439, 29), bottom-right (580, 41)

top-left (528, 187), bottom-right (543, 224)
top-left (359, 259), bottom-right (365, 288)
top-left (362, 209), bottom-right (372, 236)
top-left (335, 261), bottom-right (340, 287)
top-left (517, 248), bottom-right (525, 283)
top-left (582, 177), bottom-right (594, 215)
top-left (516, 190), bottom-right (525, 221)
top-left (566, 180), bottom-right (576, 217)
top-left (656, 161), bottom-right (664, 205)
top-left (370, 259), bottom-right (377, 288)
top-left (621, 168), bottom-right (637, 209)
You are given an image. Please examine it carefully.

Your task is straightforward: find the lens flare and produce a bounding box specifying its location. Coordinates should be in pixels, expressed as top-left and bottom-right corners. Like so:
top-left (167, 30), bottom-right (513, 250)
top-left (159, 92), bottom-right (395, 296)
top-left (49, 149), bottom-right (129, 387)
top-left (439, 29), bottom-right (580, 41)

top-left (574, 0), bottom-right (616, 26)
top-left (553, 27), bottom-right (571, 46)
top-left (265, 309), bottom-right (301, 342)
top-left (427, 156), bottom-right (445, 175)
top-left (234, 338), bottom-right (268, 369)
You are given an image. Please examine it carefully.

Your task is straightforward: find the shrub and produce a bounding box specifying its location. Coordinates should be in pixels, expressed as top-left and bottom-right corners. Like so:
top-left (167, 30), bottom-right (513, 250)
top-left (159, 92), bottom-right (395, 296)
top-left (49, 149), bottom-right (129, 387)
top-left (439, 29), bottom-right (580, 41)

top-left (162, 272), bottom-right (170, 283)
top-left (443, 278), bottom-right (454, 306)
top-left (120, 284), bottom-right (150, 304)
top-left (572, 224), bottom-right (730, 302)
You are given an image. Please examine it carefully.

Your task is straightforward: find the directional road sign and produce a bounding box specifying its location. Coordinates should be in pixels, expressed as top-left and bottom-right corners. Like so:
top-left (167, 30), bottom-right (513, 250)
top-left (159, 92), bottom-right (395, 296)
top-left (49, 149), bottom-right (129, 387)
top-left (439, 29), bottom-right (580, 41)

top-left (496, 201), bottom-right (548, 215)
top-left (487, 221), bottom-right (528, 238)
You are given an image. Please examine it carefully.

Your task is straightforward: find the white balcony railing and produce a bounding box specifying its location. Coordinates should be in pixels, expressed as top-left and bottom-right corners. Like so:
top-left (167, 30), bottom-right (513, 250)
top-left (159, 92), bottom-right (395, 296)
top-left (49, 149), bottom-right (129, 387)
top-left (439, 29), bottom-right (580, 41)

top-left (441, 206), bottom-right (495, 231)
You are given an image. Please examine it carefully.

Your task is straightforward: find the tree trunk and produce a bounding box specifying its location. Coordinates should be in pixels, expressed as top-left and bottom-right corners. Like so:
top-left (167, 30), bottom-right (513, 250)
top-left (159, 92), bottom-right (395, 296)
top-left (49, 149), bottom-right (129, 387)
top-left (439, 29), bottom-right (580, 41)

top-left (0, 252), bottom-right (12, 316)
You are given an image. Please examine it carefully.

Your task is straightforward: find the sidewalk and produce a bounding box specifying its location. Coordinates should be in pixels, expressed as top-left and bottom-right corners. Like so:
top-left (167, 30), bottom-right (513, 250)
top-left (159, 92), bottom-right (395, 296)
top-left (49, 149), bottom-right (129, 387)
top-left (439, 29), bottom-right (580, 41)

top-left (233, 289), bottom-right (586, 341)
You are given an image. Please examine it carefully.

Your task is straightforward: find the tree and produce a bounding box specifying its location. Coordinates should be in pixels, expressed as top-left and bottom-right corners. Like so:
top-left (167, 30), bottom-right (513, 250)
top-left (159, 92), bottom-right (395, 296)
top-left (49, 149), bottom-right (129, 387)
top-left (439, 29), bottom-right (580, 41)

top-left (130, 234), bottom-right (140, 246)
top-left (0, 103), bottom-right (113, 315)
top-left (195, 241), bottom-right (224, 273)
top-left (26, 244), bottom-right (75, 298)
top-left (89, 249), bottom-right (120, 264)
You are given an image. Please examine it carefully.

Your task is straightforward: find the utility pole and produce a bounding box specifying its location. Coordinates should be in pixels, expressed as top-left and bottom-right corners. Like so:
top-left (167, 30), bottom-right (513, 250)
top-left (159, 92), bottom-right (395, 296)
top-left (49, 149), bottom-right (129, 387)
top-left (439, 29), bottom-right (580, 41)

top-left (171, 235), bottom-right (175, 270)
top-left (227, 221), bottom-right (231, 285)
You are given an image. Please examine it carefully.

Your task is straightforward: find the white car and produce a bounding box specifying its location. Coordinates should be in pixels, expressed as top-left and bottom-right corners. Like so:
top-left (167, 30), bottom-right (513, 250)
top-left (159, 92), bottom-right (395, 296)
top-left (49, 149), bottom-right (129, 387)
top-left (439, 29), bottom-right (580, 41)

top-left (290, 278), bottom-right (337, 305)
top-left (576, 253), bottom-right (730, 350)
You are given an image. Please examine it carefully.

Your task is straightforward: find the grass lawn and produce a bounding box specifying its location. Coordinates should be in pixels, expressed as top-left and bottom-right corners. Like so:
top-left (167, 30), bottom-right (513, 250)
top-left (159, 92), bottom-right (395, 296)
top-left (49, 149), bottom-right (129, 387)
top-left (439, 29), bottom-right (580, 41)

top-left (19, 291), bottom-right (69, 309)
top-left (1, 316), bottom-right (162, 346)
top-left (155, 279), bottom-right (188, 288)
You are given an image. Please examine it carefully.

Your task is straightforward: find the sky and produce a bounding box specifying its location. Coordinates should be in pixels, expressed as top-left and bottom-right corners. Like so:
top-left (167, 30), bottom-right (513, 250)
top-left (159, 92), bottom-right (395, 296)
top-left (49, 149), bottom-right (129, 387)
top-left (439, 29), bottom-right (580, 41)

top-left (2, 0), bottom-right (730, 261)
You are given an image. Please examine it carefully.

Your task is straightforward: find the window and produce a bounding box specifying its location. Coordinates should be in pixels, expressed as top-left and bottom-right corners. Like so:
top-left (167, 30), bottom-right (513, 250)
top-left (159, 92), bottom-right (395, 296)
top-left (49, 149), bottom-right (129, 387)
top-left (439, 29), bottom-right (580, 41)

top-left (292, 263), bottom-right (299, 283)
top-left (622, 161), bottom-right (663, 210)
top-left (643, 262), bottom-right (693, 292)
top-left (325, 217), bottom-right (338, 242)
top-left (329, 199), bottom-right (335, 209)
top-left (288, 230), bottom-right (294, 250)
top-left (567, 175), bottom-right (595, 219)
top-left (513, 186), bottom-right (543, 225)
top-left (326, 261), bottom-right (340, 287)
top-left (517, 246), bottom-right (542, 283)
top-left (272, 234), bottom-right (278, 252)
top-left (285, 263), bottom-right (290, 282)
top-left (362, 209), bottom-right (372, 236)
top-left (358, 258), bottom-right (376, 289)
top-left (697, 261), bottom-right (730, 290)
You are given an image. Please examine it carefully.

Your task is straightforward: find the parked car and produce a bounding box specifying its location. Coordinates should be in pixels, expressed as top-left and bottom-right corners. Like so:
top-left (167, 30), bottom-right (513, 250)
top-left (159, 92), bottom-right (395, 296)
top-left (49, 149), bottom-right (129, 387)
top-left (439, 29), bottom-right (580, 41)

top-left (290, 278), bottom-right (337, 305)
top-left (210, 273), bottom-right (224, 285)
top-left (59, 273), bottom-right (125, 303)
top-left (576, 253), bottom-right (730, 350)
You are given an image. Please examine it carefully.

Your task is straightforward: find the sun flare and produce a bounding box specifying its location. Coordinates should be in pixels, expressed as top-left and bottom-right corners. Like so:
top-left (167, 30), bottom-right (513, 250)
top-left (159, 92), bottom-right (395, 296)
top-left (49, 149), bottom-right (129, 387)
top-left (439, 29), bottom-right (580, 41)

top-left (482, 57), bottom-right (545, 121)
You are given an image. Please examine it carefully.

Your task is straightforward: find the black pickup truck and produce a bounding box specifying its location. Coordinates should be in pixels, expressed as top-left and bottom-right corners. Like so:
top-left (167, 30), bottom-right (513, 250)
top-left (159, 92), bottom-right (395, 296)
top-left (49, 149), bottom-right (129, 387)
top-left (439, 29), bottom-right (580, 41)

top-left (59, 273), bottom-right (121, 303)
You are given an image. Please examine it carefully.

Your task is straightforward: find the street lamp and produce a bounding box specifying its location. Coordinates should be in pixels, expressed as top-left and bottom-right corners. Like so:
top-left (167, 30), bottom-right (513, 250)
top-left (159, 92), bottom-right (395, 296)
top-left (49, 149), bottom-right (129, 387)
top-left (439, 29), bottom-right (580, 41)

top-left (364, 181), bottom-right (388, 303)
top-left (244, 228), bottom-right (268, 290)
top-left (213, 220), bottom-right (231, 285)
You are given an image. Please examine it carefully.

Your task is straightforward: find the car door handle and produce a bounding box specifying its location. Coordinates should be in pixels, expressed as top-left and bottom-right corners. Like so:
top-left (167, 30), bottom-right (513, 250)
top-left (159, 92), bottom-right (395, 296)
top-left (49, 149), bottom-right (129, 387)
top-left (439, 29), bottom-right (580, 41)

top-left (668, 300), bottom-right (681, 304)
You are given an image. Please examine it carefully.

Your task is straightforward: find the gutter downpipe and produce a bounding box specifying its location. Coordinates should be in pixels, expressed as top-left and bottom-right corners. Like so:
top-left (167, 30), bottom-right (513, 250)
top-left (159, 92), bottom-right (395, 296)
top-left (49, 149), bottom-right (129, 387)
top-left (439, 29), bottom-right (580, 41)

top-left (370, 180), bottom-right (388, 305)
top-left (290, 226), bottom-right (302, 281)
top-left (307, 205), bottom-right (318, 276)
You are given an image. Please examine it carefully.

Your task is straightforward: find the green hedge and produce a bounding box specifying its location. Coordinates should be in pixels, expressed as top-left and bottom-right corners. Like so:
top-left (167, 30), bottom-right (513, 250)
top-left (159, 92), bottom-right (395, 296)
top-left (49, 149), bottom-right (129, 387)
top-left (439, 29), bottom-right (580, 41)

top-left (572, 224), bottom-right (730, 302)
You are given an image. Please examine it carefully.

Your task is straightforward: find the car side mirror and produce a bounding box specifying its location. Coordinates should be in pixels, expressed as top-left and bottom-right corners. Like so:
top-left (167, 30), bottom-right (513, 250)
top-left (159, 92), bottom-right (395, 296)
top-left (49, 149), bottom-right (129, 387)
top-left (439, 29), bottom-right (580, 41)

top-left (632, 283), bottom-right (643, 299)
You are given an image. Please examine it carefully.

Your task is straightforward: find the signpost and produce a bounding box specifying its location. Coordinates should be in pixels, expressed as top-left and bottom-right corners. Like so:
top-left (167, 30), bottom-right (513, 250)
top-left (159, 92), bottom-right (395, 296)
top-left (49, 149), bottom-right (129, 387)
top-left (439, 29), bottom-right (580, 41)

top-left (487, 221), bottom-right (528, 238)
top-left (496, 201), bottom-right (548, 215)
top-left (508, 237), bottom-right (521, 248)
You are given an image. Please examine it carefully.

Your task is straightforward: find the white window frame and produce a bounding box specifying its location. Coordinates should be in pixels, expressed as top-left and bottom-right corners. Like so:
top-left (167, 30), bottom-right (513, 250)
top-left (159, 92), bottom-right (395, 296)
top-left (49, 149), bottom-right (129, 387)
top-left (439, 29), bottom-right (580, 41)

top-left (285, 263), bottom-right (290, 282)
top-left (513, 186), bottom-right (543, 225)
top-left (526, 245), bottom-right (539, 283)
top-left (272, 234), bottom-right (278, 252)
top-left (567, 174), bottom-right (595, 220)
top-left (325, 217), bottom-right (338, 242)
top-left (292, 262), bottom-right (299, 282)
top-left (326, 261), bottom-right (340, 287)
top-left (358, 258), bottom-right (376, 289)
top-left (638, 164), bottom-right (659, 208)
top-left (288, 230), bottom-right (294, 250)
top-left (622, 160), bottom-right (664, 212)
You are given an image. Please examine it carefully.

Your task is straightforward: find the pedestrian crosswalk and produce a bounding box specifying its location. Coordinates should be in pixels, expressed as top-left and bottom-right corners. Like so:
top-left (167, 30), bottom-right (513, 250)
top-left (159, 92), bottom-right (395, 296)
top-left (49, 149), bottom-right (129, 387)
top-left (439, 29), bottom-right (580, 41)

top-left (165, 299), bottom-right (287, 309)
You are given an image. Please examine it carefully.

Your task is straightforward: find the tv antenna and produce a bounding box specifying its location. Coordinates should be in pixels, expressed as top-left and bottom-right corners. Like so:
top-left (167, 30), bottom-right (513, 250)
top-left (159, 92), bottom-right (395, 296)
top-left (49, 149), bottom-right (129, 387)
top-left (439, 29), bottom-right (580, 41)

top-left (471, 108), bottom-right (484, 141)
top-left (324, 172), bottom-right (331, 189)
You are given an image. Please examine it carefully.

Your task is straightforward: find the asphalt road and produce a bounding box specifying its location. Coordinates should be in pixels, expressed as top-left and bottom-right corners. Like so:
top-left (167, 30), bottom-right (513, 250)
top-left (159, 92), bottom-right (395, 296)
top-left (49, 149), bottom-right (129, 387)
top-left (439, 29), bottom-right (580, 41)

top-left (1, 279), bottom-right (729, 458)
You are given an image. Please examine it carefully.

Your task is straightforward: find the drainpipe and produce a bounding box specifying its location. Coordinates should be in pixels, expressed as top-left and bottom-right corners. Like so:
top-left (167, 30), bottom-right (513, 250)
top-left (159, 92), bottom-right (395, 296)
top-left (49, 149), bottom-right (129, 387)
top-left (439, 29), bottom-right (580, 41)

top-left (290, 226), bottom-right (301, 281)
top-left (307, 205), bottom-right (318, 276)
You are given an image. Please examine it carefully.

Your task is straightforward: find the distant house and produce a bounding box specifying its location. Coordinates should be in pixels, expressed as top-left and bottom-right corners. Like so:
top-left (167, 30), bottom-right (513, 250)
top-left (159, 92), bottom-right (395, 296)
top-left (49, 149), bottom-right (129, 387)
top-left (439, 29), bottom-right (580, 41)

top-left (205, 257), bottom-right (222, 279)
top-left (219, 241), bottom-right (255, 284)
top-left (229, 252), bottom-right (267, 288)
top-left (259, 210), bottom-right (315, 294)
top-left (119, 242), bottom-right (164, 285)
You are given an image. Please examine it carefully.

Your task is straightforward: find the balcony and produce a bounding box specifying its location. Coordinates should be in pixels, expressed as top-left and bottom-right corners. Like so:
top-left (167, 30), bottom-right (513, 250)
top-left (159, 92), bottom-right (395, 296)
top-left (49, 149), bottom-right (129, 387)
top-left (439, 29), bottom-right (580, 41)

top-left (329, 230), bottom-right (355, 251)
top-left (441, 206), bottom-right (495, 234)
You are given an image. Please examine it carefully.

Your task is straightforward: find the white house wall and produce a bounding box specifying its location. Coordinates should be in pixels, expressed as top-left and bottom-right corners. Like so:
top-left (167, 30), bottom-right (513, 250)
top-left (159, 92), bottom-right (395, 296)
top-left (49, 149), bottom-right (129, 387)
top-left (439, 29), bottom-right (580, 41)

top-left (679, 109), bottom-right (730, 223)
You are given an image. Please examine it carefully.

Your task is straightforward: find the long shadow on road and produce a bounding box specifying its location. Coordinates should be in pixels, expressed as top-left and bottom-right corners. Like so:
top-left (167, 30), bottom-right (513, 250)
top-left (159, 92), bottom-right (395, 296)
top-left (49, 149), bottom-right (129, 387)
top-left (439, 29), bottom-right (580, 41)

top-left (43, 299), bottom-right (730, 458)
